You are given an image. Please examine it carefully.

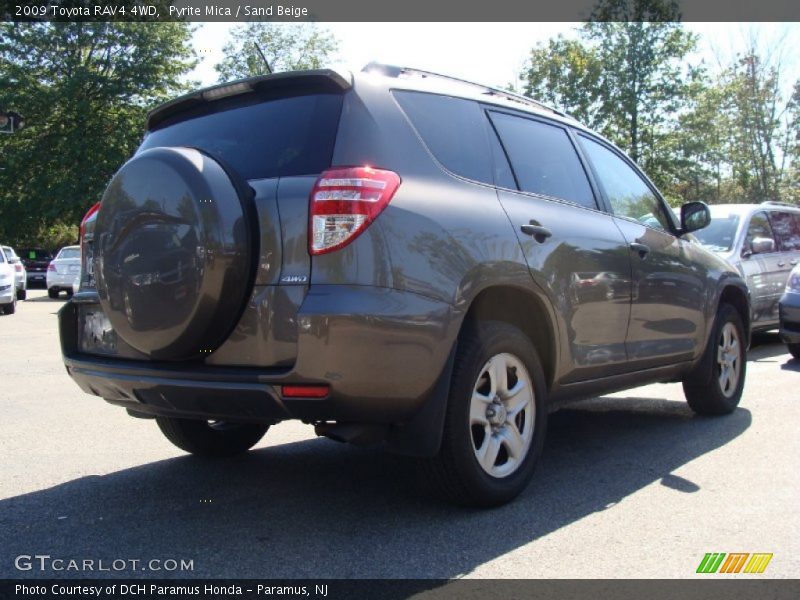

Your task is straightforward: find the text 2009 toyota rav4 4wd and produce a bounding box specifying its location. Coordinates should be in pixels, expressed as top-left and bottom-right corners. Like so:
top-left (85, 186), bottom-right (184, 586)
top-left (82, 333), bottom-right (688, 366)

top-left (61, 65), bottom-right (751, 507)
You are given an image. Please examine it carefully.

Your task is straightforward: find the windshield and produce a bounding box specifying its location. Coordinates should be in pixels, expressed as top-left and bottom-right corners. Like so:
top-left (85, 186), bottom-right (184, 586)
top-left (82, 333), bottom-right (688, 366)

top-left (693, 214), bottom-right (740, 252)
top-left (57, 247), bottom-right (80, 260)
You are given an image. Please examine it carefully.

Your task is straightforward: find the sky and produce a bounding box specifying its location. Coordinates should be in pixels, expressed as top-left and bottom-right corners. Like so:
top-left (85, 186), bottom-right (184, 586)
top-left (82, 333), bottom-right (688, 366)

top-left (189, 22), bottom-right (799, 93)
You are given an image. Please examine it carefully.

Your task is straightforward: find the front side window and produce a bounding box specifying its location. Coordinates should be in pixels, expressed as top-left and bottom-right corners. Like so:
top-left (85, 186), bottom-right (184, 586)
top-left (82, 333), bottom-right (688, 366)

top-left (745, 212), bottom-right (776, 254)
top-left (580, 136), bottom-right (672, 232)
top-left (489, 112), bottom-right (596, 209)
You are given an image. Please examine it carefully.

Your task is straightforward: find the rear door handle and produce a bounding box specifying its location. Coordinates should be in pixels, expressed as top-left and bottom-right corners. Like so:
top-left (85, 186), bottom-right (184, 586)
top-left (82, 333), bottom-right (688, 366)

top-left (520, 223), bottom-right (552, 243)
top-left (790, 259), bottom-right (798, 266)
top-left (777, 261), bottom-right (786, 268)
top-left (629, 242), bottom-right (650, 259)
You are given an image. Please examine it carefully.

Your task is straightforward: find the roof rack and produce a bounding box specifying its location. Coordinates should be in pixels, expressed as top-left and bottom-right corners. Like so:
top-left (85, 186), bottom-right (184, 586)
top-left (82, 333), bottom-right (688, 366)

top-left (760, 200), bottom-right (797, 208)
top-left (362, 62), bottom-right (571, 120)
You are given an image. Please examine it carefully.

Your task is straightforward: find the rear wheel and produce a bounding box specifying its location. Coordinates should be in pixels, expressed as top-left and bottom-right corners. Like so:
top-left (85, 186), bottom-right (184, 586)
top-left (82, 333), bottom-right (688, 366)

top-left (48, 288), bottom-right (59, 299)
top-left (788, 343), bottom-right (800, 361)
top-left (683, 303), bottom-right (746, 415)
top-left (156, 416), bottom-right (269, 458)
top-left (423, 321), bottom-right (547, 507)
top-left (17, 289), bottom-right (26, 301)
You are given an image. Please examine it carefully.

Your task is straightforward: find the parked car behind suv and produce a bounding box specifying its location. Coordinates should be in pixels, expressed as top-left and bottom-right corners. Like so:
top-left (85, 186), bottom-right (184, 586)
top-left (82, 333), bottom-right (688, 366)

top-left (17, 247), bottom-right (53, 288)
top-left (47, 245), bottom-right (81, 298)
top-left (0, 246), bottom-right (17, 314)
top-left (693, 202), bottom-right (800, 331)
top-left (61, 65), bottom-right (750, 507)
top-left (1, 246), bottom-right (26, 300)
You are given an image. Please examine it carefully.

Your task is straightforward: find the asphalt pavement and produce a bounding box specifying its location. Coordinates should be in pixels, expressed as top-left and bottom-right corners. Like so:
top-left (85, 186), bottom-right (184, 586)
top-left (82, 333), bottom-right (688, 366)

top-left (1, 289), bottom-right (798, 579)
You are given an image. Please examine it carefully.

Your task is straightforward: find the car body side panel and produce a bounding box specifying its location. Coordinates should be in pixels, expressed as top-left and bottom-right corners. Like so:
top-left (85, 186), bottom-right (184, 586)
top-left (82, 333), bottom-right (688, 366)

top-left (612, 218), bottom-right (707, 365)
top-left (497, 190), bottom-right (633, 382)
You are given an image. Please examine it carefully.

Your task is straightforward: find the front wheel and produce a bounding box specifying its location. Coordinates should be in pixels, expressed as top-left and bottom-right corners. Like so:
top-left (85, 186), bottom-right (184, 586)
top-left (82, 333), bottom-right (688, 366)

top-left (788, 343), bottom-right (800, 361)
top-left (683, 303), bottom-right (746, 415)
top-left (423, 321), bottom-right (547, 507)
top-left (156, 417), bottom-right (269, 458)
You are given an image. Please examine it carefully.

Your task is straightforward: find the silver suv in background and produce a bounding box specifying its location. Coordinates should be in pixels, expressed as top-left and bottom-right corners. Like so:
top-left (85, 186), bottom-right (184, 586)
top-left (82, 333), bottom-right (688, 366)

top-left (694, 202), bottom-right (800, 331)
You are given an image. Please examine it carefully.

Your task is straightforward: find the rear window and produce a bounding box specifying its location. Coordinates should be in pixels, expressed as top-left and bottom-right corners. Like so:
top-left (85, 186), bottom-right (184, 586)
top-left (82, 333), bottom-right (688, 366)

top-left (393, 91), bottom-right (493, 185)
top-left (57, 247), bottom-right (80, 260)
top-left (139, 93), bottom-right (343, 180)
top-left (20, 249), bottom-right (52, 260)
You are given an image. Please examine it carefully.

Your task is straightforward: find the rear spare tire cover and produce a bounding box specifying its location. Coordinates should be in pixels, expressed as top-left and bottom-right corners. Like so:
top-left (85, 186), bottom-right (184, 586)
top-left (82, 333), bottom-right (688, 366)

top-left (94, 147), bottom-right (254, 360)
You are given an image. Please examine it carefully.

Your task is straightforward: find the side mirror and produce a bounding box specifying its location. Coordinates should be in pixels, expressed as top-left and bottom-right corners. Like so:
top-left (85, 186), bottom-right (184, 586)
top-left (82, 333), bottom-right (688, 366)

top-left (680, 201), bottom-right (711, 233)
top-left (750, 237), bottom-right (775, 255)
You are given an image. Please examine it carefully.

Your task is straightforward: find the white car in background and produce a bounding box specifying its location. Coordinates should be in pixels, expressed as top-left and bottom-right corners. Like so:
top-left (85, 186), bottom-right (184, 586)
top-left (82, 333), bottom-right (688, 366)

top-left (47, 245), bottom-right (81, 299)
top-left (1, 245), bottom-right (26, 300)
top-left (0, 246), bottom-right (17, 314)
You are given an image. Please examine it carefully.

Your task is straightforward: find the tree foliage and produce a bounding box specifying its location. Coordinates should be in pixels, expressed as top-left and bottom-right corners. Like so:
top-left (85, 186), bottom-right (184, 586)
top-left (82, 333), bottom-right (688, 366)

top-left (0, 22), bottom-right (196, 247)
top-left (214, 23), bottom-right (339, 82)
top-left (521, 0), bottom-right (798, 205)
top-left (523, 2), bottom-right (699, 196)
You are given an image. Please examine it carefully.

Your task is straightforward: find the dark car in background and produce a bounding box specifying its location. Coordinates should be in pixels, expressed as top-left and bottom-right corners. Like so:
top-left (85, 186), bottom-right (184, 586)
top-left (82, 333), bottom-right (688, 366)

top-left (60, 65), bottom-right (751, 507)
top-left (17, 247), bottom-right (53, 288)
top-left (779, 264), bottom-right (800, 360)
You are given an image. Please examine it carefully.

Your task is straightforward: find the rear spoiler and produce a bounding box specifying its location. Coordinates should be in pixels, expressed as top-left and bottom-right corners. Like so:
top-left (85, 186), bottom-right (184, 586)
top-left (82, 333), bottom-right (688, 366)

top-left (147, 69), bottom-right (353, 130)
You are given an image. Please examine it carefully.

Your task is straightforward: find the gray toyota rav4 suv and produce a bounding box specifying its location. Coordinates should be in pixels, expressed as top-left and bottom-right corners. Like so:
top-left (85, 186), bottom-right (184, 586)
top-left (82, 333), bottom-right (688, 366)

top-left (60, 64), bottom-right (751, 507)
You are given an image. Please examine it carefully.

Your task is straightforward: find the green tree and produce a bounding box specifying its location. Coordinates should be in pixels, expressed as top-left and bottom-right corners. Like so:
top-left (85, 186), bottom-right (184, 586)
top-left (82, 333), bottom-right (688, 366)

top-left (215, 23), bottom-right (338, 82)
top-left (725, 51), bottom-right (794, 202)
top-left (0, 22), bottom-right (196, 246)
top-left (521, 0), bottom-right (700, 199)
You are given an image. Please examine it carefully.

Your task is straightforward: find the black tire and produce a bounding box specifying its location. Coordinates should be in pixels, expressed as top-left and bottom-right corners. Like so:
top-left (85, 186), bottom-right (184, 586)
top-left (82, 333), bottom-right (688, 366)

top-left (48, 288), bottom-right (59, 299)
top-left (423, 321), bottom-right (548, 508)
top-left (18, 289), bottom-right (26, 301)
top-left (683, 303), bottom-right (746, 415)
top-left (788, 343), bottom-right (800, 361)
top-left (155, 417), bottom-right (269, 458)
top-left (3, 297), bottom-right (16, 315)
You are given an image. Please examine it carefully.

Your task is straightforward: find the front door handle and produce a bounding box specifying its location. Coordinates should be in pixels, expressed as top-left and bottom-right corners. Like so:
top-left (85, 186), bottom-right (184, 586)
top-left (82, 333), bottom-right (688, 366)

top-left (790, 259), bottom-right (798, 266)
top-left (629, 242), bottom-right (650, 259)
top-left (520, 222), bottom-right (552, 243)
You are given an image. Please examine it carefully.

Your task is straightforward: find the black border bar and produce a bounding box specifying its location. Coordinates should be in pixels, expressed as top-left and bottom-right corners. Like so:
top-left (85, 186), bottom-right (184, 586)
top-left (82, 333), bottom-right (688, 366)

top-left (2, 0), bottom-right (800, 22)
top-left (3, 579), bottom-right (800, 600)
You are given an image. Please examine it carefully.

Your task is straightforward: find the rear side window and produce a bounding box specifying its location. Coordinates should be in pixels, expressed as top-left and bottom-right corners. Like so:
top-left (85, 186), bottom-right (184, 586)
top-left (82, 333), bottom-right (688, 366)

top-left (769, 211), bottom-right (800, 251)
top-left (139, 94), bottom-right (343, 180)
top-left (489, 112), bottom-right (596, 209)
top-left (393, 91), bottom-right (492, 184)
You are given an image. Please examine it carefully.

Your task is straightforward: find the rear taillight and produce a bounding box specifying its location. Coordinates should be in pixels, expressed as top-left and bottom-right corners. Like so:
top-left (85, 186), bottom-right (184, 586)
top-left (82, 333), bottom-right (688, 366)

top-left (48, 263), bottom-right (56, 272)
top-left (80, 202), bottom-right (101, 242)
top-left (14, 264), bottom-right (22, 273)
top-left (309, 166), bottom-right (401, 255)
top-left (79, 202), bottom-right (101, 289)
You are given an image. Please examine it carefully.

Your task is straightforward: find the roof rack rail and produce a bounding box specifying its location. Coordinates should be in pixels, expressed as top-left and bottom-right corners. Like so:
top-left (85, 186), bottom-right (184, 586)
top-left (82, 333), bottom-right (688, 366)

top-left (760, 200), bottom-right (797, 207)
top-left (362, 62), bottom-right (571, 120)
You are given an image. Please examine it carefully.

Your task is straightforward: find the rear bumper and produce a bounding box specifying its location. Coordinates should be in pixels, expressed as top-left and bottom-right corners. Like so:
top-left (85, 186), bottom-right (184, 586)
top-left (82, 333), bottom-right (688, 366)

top-left (60, 285), bottom-right (459, 425)
top-left (779, 293), bottom-right (800, 344)
top-left (48, 272), bottom-right (78, 289)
